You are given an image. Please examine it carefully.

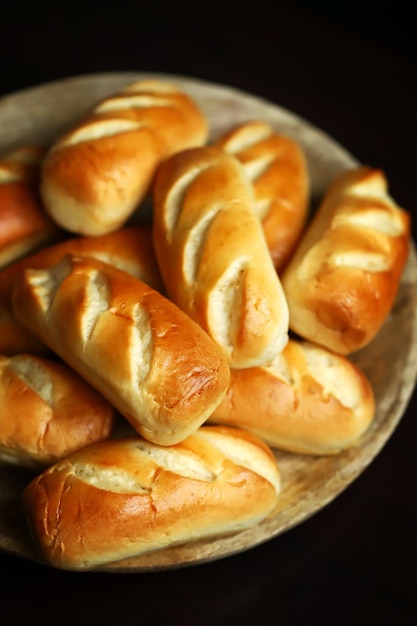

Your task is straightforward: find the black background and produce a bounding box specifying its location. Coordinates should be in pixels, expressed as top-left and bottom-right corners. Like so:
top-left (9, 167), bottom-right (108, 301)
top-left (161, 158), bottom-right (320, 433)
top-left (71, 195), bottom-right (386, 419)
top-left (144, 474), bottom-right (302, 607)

top-left (1, 2), bottom-right (416, 624)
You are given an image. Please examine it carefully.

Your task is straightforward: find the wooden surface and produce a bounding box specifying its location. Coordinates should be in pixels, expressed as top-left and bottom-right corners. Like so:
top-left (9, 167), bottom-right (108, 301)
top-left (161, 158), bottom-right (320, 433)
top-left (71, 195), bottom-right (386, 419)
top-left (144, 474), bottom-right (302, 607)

top-left (0, 1), bottom-right (416, 623)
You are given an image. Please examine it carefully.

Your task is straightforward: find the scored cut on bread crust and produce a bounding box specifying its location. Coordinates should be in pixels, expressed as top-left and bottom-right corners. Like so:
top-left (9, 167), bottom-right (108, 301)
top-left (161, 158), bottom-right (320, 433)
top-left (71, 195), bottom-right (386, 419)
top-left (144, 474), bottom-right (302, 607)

top-left (215, 120), bottom-right (309, 272)
top-left (152, 145), bottom-right (289, 369)
top-left (0, 224), bottom-right (164, 356)
top-left (40, 79), bottom-right (209, 236)
top-left (208, 339), bottom-right (376, 455)
top-left (281, 166), bottom-right (411, 354)
top-left (22, 425), bottom-right (280, 570)
top-left (0, 353), bottom-right (116, 468)
top-left (12, 254), bottom-right (230, 446)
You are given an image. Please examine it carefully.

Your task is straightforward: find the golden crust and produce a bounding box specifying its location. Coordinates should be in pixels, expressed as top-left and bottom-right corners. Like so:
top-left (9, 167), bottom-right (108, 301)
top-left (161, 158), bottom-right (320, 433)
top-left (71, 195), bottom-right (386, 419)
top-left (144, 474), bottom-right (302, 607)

top-left (0, 224), bottom-right (164, 356)
top-left (0, 353), bottom-right (115, 468)
top-left (0, 146), bottom-right (63, 268)
top-left (209, 339), bottom-right (376, 455)
top-left (215, 120), bottom-right (309, 271)
top-left (152, 145), bottom-right (289, 368)
top-left (41, 79), bottom-right (209, 236)
top-left (22, 425), bottom-right (280, 570)
top-left (281, 166), bottom-right (411, 354)
top-left (12, 255), bottom-right (230, 445)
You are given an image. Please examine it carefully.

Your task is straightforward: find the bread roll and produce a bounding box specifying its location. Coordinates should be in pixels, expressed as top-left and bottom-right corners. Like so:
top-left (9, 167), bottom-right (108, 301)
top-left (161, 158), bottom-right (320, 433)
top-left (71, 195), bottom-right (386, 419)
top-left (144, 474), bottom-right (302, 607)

top-left (22, 425), bottom-right (280, 570)
top-left (152, 145), bottom-right (289, 369)
top-left (12, 255), bottom-right (230, 445)
top-left (215, 120), bottom-right (309, 271)
top-left (0, 146), bottom-right (63, 268)
top-left (209, 339), bottom-right (375, 455)
top-left (0, 224), bottom-right (164, 356)
top-left (281, 166), bottom-right (410, 354)
top-left (0, 353), bottom-right (115, 469)
top-left (41, 79), bottom-right (209, 236)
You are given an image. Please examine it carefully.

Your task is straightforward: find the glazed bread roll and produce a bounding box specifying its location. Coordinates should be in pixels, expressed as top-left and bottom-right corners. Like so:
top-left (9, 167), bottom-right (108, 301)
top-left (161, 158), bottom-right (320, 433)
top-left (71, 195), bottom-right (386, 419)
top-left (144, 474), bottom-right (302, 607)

top-left (215, 120), bottom-right (309, 271)
top-left (209, 339), bottom-right (375, 455)
top-left (41, 79), bottom-right (209, 236)
top-left (22, 425), bottom-right (280, 570)
top-left (152, 145), bottom-right (289, 369)
top-left (0, 353), bottom-right (115, 469)
top-left (281, 166), bottom-right (411, 354)
top-left (0, 224), bottom-right (164, 356)
top-left (12, 255), bottom-right (230, 446)
top-left (0, 146), bottom-right (63, 268)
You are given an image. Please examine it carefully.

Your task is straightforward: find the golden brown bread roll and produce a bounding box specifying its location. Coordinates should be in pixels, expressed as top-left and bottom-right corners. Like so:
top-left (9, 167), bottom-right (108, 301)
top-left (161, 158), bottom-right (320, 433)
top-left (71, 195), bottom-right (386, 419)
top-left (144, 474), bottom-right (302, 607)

top-left (0, 353), bottom-right (115, 469)
top-left (22, 425), bottom-right (280, 570)
top-left (152, 145), bottom-right (289, 369)
top-left (281, 166), bottom-right (411, 354)
top-left (40, 79), bottom-right (209, 236)
top-left (0, 224), bottom-right (164, 356)
top-left (215, 120), bottom-right (309, 271)
top-left (12, 255), bottom-right (230, 446)
top-left (0, 146), bottom-right (64, 268)
top-left (208, 339), bottom-right (375, 455)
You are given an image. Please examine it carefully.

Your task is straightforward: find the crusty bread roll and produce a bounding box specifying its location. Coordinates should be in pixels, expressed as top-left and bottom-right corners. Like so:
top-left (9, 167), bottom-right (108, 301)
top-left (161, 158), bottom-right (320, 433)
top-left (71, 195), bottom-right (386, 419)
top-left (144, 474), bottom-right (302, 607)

top-left (0, 146), bottom-right (63, 268)
top-left (41, 79), bottom-right (209, 236)
top-left (0, 224), bottom-right (164, 356)
top-left (0, 353), bottom-right (116, 469)
top-left (215, 120), bottom-right (309, 271)
top-left (152, 145), bottom-right (289, 369)
top-left (22, 425), bottom-right (280, 570)
top-left (208, 339), bottom-right (375, 455)
top-left (12, 255), bottom-right (230, 446)
top-left (281, 166), bottom-right (410, 354)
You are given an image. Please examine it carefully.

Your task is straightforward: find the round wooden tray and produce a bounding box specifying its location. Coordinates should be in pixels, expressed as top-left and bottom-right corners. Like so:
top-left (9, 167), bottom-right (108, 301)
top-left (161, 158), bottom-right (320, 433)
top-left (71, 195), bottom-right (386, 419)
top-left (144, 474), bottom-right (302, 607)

top-left (1, 72), bottom-right (416, 573)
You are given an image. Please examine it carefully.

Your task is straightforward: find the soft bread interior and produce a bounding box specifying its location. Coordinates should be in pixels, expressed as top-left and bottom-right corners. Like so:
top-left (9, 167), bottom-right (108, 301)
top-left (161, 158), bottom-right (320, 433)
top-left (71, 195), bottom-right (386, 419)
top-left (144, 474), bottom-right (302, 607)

top-left (69, 428), bottom-right (280, 495)
top-left (300, 342), bottom-right (367, 411)
top-left (195, 428), bottom-right (281, 494)
top-left (8, 354), bottom-right (54, 406)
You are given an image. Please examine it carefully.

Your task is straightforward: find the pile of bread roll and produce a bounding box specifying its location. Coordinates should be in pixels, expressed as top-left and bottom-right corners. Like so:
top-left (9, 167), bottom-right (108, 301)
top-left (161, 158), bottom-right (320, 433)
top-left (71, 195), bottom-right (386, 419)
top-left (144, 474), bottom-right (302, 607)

top-left (0, 78), bottom-right (411, 571)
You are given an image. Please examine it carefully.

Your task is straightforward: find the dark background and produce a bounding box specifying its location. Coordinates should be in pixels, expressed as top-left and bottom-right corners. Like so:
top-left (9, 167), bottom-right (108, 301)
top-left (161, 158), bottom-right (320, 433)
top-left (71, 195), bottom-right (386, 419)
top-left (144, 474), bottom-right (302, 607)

top-left (0, 2), bottom-right (416, 625)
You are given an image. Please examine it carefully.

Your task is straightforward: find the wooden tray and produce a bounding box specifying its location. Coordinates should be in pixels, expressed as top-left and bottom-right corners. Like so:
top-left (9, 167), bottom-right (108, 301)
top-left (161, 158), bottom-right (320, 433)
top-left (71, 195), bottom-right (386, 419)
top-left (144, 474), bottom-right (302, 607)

top-left (1, 72), bottom-right (416, 573)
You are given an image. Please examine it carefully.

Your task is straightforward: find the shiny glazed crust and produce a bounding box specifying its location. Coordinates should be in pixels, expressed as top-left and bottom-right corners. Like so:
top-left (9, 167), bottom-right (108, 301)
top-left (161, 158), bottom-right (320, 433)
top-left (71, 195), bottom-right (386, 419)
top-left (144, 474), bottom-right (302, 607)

top-left (208, 339), bottom-right (376, 455)
top-left (0, 146), bottom-right (63, 268)
top-left (0, 224), bottom-right (164, 356)
top-left (0, 354), bottom-right (115, 468)
top-left (12, 255), bottom-right (230, 445)
top-left (40, 79), bottom-right (209, 235)
top-left (152, 145), bottom-right (289, 368)
top-left (21, 425), bottom-right (280, 570)
top-left (281, 166), bottom-right (410, 354)
top-left (215, 120), bottom-right (309, 271)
